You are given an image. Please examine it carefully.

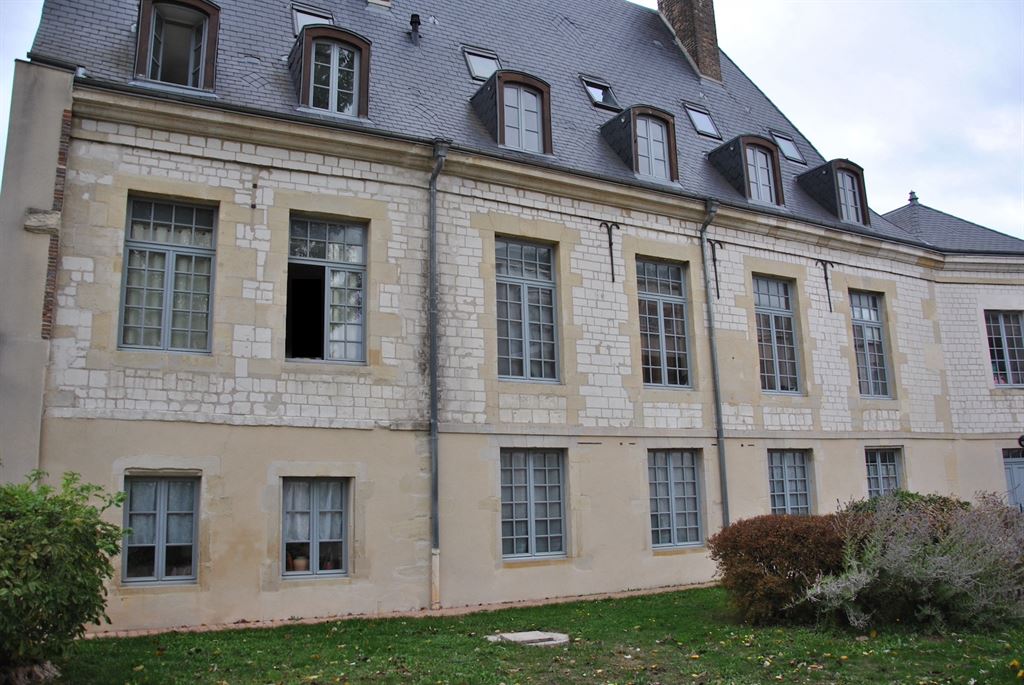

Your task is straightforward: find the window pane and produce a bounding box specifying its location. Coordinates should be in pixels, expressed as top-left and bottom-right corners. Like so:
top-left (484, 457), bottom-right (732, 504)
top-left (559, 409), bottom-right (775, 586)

top-left (126, 546), bottom-right (156, 578)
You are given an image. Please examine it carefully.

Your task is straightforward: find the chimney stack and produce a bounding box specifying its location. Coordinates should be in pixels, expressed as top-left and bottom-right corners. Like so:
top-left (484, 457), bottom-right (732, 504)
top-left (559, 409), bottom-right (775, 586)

top-left (657, 0), bottom-right (722, 81)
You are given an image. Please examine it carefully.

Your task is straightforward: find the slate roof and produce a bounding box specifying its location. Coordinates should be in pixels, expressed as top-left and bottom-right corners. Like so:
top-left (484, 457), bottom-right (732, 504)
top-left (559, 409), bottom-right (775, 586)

top-left (29, 0), bottom-right (1024, 255)
top-left (884, 198), bottom-right (1024, 256)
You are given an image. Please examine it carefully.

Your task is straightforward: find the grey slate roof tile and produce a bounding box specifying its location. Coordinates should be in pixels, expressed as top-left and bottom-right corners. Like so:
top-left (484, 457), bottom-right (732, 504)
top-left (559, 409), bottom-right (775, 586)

top-left (884, 200), bottom-right (1024, 256)
top-left (29, 0), bottom-right (1021, 255)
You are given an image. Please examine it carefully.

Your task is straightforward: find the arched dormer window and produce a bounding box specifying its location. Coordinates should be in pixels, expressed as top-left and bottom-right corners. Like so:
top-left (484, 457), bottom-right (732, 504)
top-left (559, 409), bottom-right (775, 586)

top-left (837, 167), bottom-right (864, 223)
top-left (708, 135), bottom-right (785, 206)
top-left (797, 159), bottom-right (871, 226)
top-left (471, 71), bottom-right (552, 154)
top-left (135, 0), bottom-right (220, 90)
top-left (288, 26), bottom-right (371, 118)
top-left (599, 105), bottom-right (679, 182)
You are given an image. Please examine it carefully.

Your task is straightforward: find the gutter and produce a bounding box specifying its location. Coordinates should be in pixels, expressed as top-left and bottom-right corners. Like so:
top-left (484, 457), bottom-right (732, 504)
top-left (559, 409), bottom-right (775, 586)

top-left (427, 138), bottom-right (450, 610)
top-left (698, 199), bottom-right (730, 528)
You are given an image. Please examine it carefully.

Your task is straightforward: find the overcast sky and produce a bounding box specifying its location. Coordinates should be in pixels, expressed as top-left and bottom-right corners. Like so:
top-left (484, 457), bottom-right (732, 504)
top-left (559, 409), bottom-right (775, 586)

top-left (1, 0), bottom-right (1022, 238)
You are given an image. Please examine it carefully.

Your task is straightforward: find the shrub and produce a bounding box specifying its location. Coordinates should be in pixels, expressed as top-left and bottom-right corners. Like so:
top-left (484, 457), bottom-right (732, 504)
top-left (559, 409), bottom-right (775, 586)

top-left (0, 471), bottom-right (123, 680)
top-left (806, 493), bottom-right (1024, 631)
top-left (707, 514), bottom-right (844, 624)
top-left (842, 490), bottom-right (970, 516)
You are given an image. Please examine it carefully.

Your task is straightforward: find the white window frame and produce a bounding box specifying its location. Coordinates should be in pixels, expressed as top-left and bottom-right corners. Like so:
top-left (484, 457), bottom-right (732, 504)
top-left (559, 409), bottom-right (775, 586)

top-left (502, 83), bottom-right (543, 153)
top-left (119, 197), bottom-right (216, 353)
top-left (123, 477), bottom-right (199, 583)
top-left (495, 237), bottom-right (559, 381)
top-left (309, 39), bottom-right (360, 115)
top-left (850, 290), bottom-right (891, 397)
top-left (149, 3), bottom-right (208, 89)
top-left (985, 310), bottom-right (1024, 387)
top-left (768, 450), bottom-right (812, 515)
top-left (838, 170), bottom-right (863, 223)
top-left (746, 144), bottom-right (777, 204)
top-left (865, 448), bottom-right (902, 498)
top-left (637, 259), bottom-right (690, 387)
top-left (648, 449), bottom-right (703, 547)
top-left (286, 216), bottom-right (368, 363)
top-left (500, 449), bottom-right (566, 558)
top-left (754, 276), bottom-right (800, 393)
top-left (636, 115), bottom-right (670, 180)
top-left (282, 478), bottom-right (348, 577)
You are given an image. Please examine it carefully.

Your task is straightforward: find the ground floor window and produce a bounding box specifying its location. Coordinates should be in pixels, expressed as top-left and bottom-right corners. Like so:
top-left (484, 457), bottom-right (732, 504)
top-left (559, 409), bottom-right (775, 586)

top-left (865, 448), bottom-right (902, 498)
top-left (123, 477), bottom-right (198, 582)
top-left (768, 449), bottom-right (811, 515)
top-left (500, 449), bottom-right (565, 558)
top-left (283, 478), bottom-right (347, 576)
top-left (648, 449), bottom-right (702, 546)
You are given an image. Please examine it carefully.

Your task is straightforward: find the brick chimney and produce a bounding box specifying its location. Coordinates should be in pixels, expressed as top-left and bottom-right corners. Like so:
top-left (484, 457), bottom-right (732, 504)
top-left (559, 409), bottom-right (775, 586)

top-left (657, 0), bottom-right (722, 81)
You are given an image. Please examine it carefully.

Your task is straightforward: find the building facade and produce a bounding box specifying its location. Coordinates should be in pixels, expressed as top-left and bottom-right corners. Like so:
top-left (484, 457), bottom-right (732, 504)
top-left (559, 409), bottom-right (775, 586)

top-left (1, 0), bottom-right (1022, 632)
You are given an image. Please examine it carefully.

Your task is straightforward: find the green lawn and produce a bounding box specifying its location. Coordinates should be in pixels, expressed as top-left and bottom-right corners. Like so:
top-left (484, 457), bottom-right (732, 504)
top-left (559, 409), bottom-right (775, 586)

top-left (59, 587), bottom-right (1023, 684)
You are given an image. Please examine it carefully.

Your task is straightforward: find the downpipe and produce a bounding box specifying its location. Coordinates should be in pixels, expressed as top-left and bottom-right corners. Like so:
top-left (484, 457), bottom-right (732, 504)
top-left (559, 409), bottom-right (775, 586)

top-left (698, 199), bottom-right (730, 528)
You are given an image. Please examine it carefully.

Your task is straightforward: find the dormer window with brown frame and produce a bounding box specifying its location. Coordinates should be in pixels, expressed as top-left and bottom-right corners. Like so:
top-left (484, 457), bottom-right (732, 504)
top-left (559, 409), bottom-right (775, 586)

top-left (708, 136), bottom-right (785, 206)
top-left (470, 71), bottom-right (552, 154)
top-left (288, 26), bottom-right (371, 118)
top-left (797, 159), bottom-right (871, 227)
top-left (135, 0), bottom-right (220, 90)
top-left (599, 106), bottom-right (679, 182)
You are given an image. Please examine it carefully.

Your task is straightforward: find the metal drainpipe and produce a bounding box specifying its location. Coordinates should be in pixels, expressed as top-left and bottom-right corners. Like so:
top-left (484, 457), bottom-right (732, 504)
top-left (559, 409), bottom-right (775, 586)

top-left (698, 198), bottom-right (730, 528)
top-left (428, 138), bottom-right (450, 610)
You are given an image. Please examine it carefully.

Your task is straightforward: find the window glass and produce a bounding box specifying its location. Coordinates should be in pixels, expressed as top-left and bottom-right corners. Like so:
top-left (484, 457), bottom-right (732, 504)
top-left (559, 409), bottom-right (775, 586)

top-left (309, 40), bottom-right (359, 115)
top-left (149, 3), bottom-right (208, 88)
top-left (464, 49), bottom-right (500, 80)
top-left (838, 170), bottom-right (863, 223)
top-left (851, 291), bottom-right (890, 397)
top-left (746, 145), bottom-right (776, 203)
top-left (754, 276), bottom-right (799, 392)
top-left (293, 5), bottom-right (333, 34)
top-left (500, 450), bottom-right (565, 557)
top-left (771, 132), bottom-right (804, 163)
top-left (985, 310), bottom-right (1024, 386)
top-left (121, 198), bottom-right (216, 352)
top-left (768, 450), bottom-right (811, 514)
top-left (636, 115), bottom-right (670, 180)
top-left (496, 238), bottom-right (557, 380)
top-left (580, 77), bottom-right (619, 109)
top-left (648, 449), bottom-right (702, 546)
top-left (286, 217), bottom-right (367, 362)
top-left (637, 259), bottom-right (689, 386)
top-left (124, 478), bottom-right (198, 582)
top-left (283, 478), bottom-right (346, 575)
top-left (684, 105), bottom-right (720, 138)
top-left (865, 449), bottom-right (901, 497)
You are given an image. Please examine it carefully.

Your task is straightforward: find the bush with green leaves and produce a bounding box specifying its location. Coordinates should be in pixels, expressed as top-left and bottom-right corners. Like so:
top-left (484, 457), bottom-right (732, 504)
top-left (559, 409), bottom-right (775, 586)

top-left (707, 514), bottom-right (845, 624)
top-left (805, 492), bottom-right (1024, 631)
top-left (842, 490), bottom-right (970, 516)
top-left (0, 471), bottom-right (123, 675)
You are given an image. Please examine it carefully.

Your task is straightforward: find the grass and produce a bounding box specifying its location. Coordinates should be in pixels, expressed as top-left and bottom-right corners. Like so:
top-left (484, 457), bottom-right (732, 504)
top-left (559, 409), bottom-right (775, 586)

top-left (59, 587), bottom-right (1023, 684)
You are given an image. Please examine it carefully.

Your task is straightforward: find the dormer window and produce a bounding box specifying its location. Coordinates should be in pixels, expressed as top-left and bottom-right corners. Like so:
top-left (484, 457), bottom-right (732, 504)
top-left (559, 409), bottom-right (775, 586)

top-left (135, 0), bottom-right (220, 90)
top-left (797, 160), bottom-right (870, 226)
top-left (470, 71), bottom-right (553, 154)
top-left (637, 115), bottom-right (669, 179)
top-left (838, 170), bottom-right (863, 223)
top-left (600, 106), bottom-right (679, 182)
top-left (708, 136), bottom-right (785, 206)
top-left (288, 26), bottom-right (371, 118)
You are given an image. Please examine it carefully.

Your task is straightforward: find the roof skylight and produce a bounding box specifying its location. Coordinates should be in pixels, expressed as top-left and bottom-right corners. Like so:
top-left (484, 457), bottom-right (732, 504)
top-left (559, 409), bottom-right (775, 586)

top-left (463, 48), bottom-right (501, 81)
top-left (771, 131), bottom-right (805, 163)
top-left (580, 76), bottom-right (620, 110)
top-left (292, 3), bottom-right (333, 35)
top-left (683, 104), bottom-right (720, 138)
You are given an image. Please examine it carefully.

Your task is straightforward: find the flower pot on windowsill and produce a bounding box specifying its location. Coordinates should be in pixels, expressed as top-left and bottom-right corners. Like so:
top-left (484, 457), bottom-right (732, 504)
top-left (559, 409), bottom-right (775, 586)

top-left (321, 559), bottom-right (335, 570)
top-left (292, 556), bottom-right (309, 572)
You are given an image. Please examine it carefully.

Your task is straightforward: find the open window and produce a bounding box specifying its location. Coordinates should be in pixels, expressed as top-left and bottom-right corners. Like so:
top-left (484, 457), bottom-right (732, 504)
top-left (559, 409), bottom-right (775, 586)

top-left (135, 0), bottom-right (220, 90)
top-left (288, 26), bottom-right (371, 118)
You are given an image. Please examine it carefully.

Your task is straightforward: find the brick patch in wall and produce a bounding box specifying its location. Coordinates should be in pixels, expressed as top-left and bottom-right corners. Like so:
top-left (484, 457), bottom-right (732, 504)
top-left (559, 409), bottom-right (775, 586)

top-left (40, 109), bottom-right (73, 340)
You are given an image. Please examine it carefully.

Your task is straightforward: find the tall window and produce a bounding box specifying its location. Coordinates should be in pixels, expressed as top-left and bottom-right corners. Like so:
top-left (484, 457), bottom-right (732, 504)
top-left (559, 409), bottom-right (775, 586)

top-left (754, 276), bottom-right (799, 392)
top-left (120, 198), bottom-right (215, 352)
top-left (123, 478), bottom-right (198, 582)
top-left (637, 259), bottom-right (689, 386)
top-left (746, 145), bottom-right (776, 204)
top-left (310, 40), bottom-right (359, 115)
top-left (139, 0), bottom-right (219, 89)
top-left (1005, 448), bottom-right (1024, 511)
top-left (500, 449), bottom-right (565, 558)
top-left (283, 479), bottom-right (347, 576)
top-left (503, 84), bottom-right (543, 153)
top-left (768, 450), bottom-right (811, 515)
top-left (838, 170), bottom-right (863, 223)
top-left (286, 216), bottom-right (366, 362)
top-left (985, 310), bottom-right (1024, 386)
top-left (865, 448), bottom-right (902, 497)
top-left (636, 115), bottom-right (669, 180)
top-left (648, 449), bottom-right (702, 546)
top-left (851, 291), bottom-right (890, 397)
top-left (496, 238), bottom-right (557, 380)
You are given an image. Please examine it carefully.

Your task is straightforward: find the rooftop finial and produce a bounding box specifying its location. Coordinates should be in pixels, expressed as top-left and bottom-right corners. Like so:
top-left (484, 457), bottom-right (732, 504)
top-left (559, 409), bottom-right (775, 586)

top-left (908, 190), bottom-right (919, 205)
